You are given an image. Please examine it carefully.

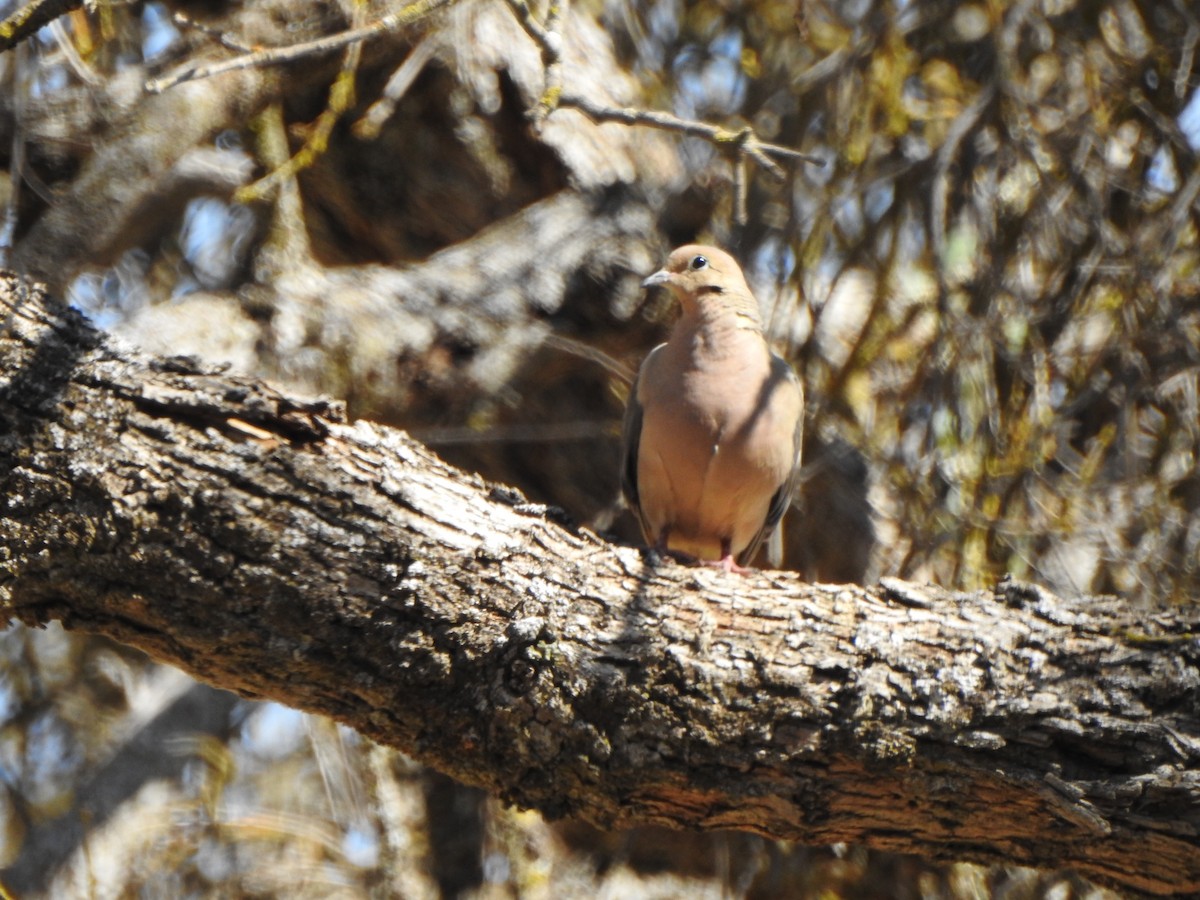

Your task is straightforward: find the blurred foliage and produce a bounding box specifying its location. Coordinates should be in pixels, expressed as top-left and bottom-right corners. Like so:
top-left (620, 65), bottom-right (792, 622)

top-left (2, 0), bottom-right (1198, 895)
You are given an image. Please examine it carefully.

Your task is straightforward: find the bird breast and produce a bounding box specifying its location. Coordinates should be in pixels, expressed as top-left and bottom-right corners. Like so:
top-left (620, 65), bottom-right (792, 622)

top-left (636, 323), bottom-right (794, 557)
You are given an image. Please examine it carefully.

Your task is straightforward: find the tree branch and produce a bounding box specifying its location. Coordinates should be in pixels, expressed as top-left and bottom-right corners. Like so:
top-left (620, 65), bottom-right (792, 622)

top-left (144, 0), bottom-right (456, 94)
top-left (558, 94), bottom-right (825, 173)
top-left (0, 272), bottom-right (1198, 896)
top-left (503, 0), bottom-right (567, 128)
top-left (0, 0), bottom-right (82, 54)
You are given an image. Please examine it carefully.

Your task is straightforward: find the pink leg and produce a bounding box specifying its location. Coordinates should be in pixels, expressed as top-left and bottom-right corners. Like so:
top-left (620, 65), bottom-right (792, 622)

top-left (705, 538), bottom-right (754, 575)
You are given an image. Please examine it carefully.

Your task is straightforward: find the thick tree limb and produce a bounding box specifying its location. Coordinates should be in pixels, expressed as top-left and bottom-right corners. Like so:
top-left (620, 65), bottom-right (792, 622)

top-left (0, 272), bottom-right (1198, 896)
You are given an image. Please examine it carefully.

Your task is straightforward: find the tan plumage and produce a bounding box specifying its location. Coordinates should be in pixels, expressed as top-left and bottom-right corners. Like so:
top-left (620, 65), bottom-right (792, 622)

top-left (621, 244), bottom-right (804, 573)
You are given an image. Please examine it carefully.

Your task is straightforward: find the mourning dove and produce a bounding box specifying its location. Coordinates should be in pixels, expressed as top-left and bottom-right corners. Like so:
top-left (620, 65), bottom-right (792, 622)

top-left (621, 244), bottom-right (804, 573)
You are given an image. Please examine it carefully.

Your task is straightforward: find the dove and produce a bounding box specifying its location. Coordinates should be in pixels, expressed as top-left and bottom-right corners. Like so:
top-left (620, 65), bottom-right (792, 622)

top-left (621, 245), bottom-right (803, 574)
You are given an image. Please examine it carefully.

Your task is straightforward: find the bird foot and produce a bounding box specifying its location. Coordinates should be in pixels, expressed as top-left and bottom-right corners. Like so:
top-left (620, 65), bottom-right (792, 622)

top-left (704, 555), bottom-right (755, 576)
top-left (648, 532), bottom-right (753, 574)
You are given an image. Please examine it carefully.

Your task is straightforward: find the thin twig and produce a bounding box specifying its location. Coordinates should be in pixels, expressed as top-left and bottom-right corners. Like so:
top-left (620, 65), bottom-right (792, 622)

top-left (503, 0), bottom-right (568, 129)
top-left (504, 0), bottom-right (550, 47)
top-left (559, 93), bottom-right (823, 172)
top-left (236, 17), bottom-right (366, 203)
top-left (534, 0), bottom-right (567, 127)
top-left (145, 0), bottom-right (456, 94)
top-left (352, 35), bottom-right (436, 139)
top-left (542, 333), bottom-right (634, 384)
top-left (18, 156), bottom-right (54, 205)
top-left (1179, 23), bottom-right (1199, 100)
top-left (930, 81), bottom-right (995, 269)
top-left (732, 155), bottom-right (748, 225)
top-left (170, 11), bottom-right (258, 54)
top-left (412, 421), bottom-right (615, 445)
top-left (246, 103), bottom-right (314, 276)
top-left (47, 17), bottom-right (101, 85)
top-left (1172, 0), bottom-right (1200, 100)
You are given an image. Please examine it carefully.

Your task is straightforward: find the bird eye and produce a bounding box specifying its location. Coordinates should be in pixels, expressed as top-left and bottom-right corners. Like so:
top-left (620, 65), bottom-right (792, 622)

top-left (690, 255), bottom-right (708, 270)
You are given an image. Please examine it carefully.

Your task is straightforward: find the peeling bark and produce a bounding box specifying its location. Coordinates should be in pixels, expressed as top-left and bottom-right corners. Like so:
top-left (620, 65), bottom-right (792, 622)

top-left (0, 272), bottom-right (1198, 896)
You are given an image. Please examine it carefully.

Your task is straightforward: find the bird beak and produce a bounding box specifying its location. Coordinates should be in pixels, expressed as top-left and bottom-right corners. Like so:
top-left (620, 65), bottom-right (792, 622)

top-left (642, 269), bottom-right (671, 289)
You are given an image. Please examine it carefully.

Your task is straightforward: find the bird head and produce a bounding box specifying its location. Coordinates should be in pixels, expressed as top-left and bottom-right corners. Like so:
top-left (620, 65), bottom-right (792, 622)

top-left (641, 245), bottom-right (753, 314)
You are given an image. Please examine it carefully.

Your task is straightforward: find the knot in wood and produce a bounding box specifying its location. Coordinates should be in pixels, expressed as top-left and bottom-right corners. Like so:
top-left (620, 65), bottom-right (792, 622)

top-left (505, 658), bottom-right (539, 695)
top-left (502, 616), bottom-right (553, 695)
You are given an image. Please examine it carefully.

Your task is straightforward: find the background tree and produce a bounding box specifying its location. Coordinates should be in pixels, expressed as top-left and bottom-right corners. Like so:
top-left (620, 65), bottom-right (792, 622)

top-left (0, 0), bottom-right (1198, 895)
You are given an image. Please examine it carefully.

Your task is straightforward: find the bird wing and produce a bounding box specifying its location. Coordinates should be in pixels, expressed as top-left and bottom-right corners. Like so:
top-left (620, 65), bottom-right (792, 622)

top-left (739, 353), bottom-right (804, 567)
top-left (620, 343), bottom-right (665, 542)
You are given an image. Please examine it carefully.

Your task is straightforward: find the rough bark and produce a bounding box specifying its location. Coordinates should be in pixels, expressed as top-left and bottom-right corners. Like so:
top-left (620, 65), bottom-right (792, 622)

top-left (1, 272), bottom-right (1198, 897)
